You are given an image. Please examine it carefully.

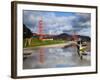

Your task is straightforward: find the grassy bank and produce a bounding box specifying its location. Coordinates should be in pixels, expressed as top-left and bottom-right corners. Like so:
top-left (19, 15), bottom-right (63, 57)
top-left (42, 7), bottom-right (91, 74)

top-left (23, 38), bottom-right (66, 48)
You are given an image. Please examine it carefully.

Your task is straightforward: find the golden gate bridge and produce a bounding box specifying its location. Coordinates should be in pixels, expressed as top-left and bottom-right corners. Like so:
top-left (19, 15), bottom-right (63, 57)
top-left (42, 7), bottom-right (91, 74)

top-left (37, 17), bottom-right (78, 41)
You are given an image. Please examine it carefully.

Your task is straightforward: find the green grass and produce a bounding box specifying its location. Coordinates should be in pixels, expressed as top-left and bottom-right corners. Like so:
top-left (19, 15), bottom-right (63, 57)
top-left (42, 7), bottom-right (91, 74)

top-left (23, 38), bottom-right (66, 48)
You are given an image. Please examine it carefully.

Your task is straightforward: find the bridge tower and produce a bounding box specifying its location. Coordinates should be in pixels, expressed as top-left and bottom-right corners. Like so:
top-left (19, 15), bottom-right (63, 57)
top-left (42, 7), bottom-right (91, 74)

top-left (71, 30), bottom-right (79, 47)
top-left (38, 17), bottom-right (43, 40)
top-left (72, 30), bottom-right (78, 41)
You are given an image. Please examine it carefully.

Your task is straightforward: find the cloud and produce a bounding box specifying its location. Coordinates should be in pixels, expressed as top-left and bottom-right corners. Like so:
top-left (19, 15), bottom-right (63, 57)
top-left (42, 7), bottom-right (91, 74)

top-left (23, 10), bottom-right (91, 36)
top-left (77, 27), bottom-right (91, 37)
top-left (72, 13), bottom-right (91, 29)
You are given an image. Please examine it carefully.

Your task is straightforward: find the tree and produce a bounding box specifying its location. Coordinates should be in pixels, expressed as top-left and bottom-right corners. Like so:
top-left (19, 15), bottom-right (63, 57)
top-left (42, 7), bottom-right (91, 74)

top-left (23, 24), bottom-right (33, 47)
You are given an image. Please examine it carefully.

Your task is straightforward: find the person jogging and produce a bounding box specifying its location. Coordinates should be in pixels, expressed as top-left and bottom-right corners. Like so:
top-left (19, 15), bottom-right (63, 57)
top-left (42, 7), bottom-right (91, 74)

top-left (77, 38), bottom-right (87, 60)
top-left (77, 38), bottom-right (83, 59)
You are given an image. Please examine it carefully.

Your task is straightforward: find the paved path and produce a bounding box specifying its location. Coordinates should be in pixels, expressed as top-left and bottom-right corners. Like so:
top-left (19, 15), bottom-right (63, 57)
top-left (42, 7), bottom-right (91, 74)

top-left (24, 41), bottom-right (77, 50)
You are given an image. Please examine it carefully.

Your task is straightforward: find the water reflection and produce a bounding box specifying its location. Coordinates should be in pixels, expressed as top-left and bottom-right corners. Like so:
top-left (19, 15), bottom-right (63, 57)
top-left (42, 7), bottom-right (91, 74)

top-left (23, 46), bottom-right (91, 69)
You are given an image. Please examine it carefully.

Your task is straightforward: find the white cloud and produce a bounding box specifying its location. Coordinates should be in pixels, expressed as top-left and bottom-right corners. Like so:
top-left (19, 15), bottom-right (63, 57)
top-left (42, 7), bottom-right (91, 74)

top-left (41, 13), bottom-right (75, 34)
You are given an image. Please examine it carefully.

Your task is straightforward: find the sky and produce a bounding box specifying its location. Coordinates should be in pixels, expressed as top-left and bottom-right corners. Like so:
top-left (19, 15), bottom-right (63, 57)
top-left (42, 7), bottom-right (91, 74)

top-left (23, 10), bottom-right (91, 37)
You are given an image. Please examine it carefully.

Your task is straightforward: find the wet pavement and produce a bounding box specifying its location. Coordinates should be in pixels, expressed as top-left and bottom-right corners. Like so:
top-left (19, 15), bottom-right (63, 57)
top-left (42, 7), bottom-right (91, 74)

top-left (23, 46), bottom-right (91, 69)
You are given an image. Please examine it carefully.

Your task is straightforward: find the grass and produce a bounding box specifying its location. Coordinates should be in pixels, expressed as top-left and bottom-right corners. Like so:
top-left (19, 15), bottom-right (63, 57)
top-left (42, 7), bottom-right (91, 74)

top-left (23, 38), bottom-right (66, 48)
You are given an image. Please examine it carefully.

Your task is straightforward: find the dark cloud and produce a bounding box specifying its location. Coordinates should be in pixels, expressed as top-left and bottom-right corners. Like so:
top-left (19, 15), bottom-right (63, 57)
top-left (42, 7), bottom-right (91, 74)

top-left (72, 13), bottom-right (91, 30)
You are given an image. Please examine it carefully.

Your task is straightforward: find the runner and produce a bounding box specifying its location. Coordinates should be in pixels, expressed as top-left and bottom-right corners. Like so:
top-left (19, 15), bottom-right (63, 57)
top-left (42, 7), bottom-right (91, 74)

top-left (77, 38), bottom-right (87, 60)
top-left (77, 38), bottom-right (82, 56)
